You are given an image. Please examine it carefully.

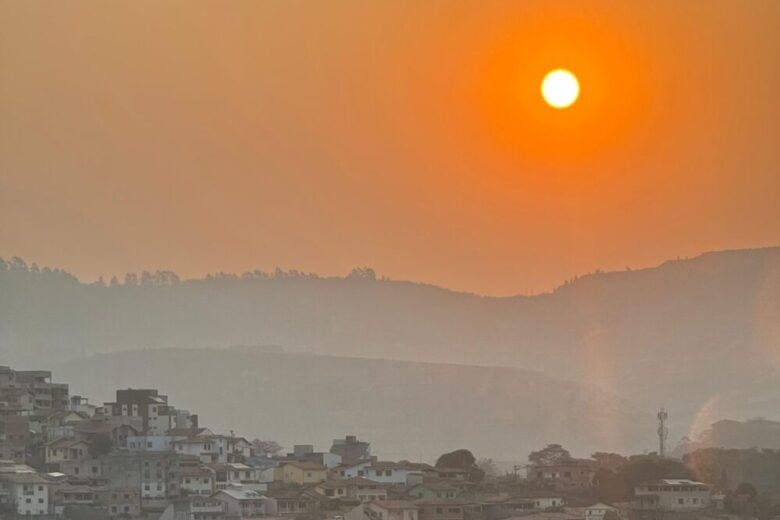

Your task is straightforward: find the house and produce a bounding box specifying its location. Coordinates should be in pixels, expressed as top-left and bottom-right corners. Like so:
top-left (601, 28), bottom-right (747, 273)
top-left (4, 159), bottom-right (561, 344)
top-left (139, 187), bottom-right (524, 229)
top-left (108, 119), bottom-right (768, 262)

top-left (268, 487), bottom-right (323, 517)
top-left (365, 500), bottom-right (419, 520)
top-left (424, 467), bottom-right (466, 482)
top-left (128, 434), bottom-right (177, 452)
top-left (69, 395), bottom-right (97, 416)
top-left (213, 486), bottom-right (272, 517)
top-left (160, 497), bottom-right (226, 520)
top-left (414, 499), bottom-right (470, 520)
top-left (335, 460), bottom-right (373, 479)
top-left (96, 487), bottom-right (142, 518)
top-left (174, 435), bottom-right (219, 463)
top-left (476, 493), bottom-right (565, 519)
top-left (317, 476), bottom-right (389, 502)
top-left (406, 481), bottom-right (459, 500)
top-left (73, 416), bottom-right (140, 448)
top-left (0, 471), bottom-right (51, 516)
top-left (275, 460), bottom-right (328, 484)
top-left (51, 483), bottom-right (102, 514)
top-left (585, 502), bottom-right (620, 520)
top-left (44, 438), bottom-right (91, 467)
top-left (285, 444), bottom-right (343, 468)
top-left (59, 457), bottom-right (103, 479)
top-left (364, 461), bottom-right (426, 485)
top-left (330, 435), bottom-right (371, 464)
top-left (181, 463), bottom-right (216, 496)
top-left (527, 459), bottom-right (597, 492)
top-left (634, 479), bottom-right (711, 512)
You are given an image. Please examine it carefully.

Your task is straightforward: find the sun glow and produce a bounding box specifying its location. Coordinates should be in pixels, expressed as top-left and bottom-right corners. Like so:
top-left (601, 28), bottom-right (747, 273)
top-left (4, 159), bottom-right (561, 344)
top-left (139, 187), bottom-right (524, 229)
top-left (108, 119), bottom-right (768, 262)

top-left (541, 69), bottom-right (580, 109)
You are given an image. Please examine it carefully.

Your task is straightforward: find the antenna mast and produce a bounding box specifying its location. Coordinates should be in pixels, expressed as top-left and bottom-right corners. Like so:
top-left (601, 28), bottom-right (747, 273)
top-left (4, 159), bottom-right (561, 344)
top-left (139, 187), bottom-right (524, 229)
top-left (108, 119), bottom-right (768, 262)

top-left (657, 407), bottom-right (669, 457)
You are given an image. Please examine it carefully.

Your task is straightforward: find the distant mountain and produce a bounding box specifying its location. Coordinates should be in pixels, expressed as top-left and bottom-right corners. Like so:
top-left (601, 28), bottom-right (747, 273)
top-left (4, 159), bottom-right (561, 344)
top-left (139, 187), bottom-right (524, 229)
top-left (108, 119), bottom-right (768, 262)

top-left (55, 348), bottom-right (645, 461)
top-left (2, 247), bottom-right (780, 451)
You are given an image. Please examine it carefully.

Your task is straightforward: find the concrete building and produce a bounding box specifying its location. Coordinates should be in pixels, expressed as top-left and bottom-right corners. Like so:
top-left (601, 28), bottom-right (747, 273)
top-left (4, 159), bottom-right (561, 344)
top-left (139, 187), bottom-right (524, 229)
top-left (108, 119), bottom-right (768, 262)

top-left (528, 459), bottom-right (597, 492)
top-left (128, 434), bottom-right (178, 452)
top-left (96, 487), bottom-right (142, 518)
top-left (285, 444), bottom-right (342, 469)
top-left (331, 435), bottom-right (371, 464)
top-left (634, 479), bottom-right (711, 512)
top-left (0, 415), bottom-right (30, 463)
top-left (317, 476), bottom-right (389, 502)
top-left (101, 451), bottom-right (181, 512)
top-left (160, 497), bottom-right (226, 520)
top-left (0, 470), bottom-right (51, 516)
top-left (105, 389), bottom-right (196, 436)
top-left (181, 463), bottom-right (216, 496)
top-left (414, 499), bottom-right (470, 520)
top-left (11, 370), bottom-right (70, 411)
top-left (365, 500), bottom-right (419, 520)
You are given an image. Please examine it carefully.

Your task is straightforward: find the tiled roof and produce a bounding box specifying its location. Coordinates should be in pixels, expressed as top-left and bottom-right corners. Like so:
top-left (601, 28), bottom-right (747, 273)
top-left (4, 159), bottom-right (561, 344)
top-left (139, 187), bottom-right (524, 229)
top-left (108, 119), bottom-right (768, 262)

top-left (373, 500), bottom-right (419, 510)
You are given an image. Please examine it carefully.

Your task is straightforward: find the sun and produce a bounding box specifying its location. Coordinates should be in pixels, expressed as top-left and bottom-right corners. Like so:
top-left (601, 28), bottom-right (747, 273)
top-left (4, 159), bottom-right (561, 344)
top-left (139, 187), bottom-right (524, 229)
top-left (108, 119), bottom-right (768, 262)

top-left (541, 69), bottom-right (580, 109)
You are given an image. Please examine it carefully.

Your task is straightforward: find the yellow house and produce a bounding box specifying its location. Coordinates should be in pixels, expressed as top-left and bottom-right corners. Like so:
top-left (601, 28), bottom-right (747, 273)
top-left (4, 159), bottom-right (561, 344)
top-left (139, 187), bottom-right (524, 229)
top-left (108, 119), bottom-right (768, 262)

top-left (45, 438), bottom-right (90, 465)
top-left (274, 461), bottom-right (327, 484)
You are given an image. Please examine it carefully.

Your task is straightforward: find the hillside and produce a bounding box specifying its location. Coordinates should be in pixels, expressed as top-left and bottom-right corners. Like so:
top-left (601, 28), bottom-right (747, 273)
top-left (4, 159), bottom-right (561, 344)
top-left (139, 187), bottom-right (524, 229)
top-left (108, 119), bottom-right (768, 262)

top-left (54, 348), bottom-right (645, 462)
top-left (2, 247), bottom-right (780, 448)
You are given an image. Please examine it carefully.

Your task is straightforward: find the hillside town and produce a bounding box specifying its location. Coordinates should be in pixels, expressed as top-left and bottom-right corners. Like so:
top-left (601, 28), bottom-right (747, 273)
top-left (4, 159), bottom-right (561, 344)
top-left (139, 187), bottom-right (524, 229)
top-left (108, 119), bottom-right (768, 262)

top-left (0, 366), bottom-right (775, 520)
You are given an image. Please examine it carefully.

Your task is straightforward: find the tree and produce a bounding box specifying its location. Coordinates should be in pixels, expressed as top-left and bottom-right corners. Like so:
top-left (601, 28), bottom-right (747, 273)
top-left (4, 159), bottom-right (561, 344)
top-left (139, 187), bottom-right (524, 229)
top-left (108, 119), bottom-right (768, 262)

top-left (735, 482), bottom-right (757, 499)
top-left (88, 434), bottom-right (113, 458)
top-left (591, 452), bottom-right (628, 471)
top-left (477, 458), bottom-right (500, 478)
top-left (252, 439), bottom-right (283, 456)
top-left (436, 449), bottom-right (484, 483)
top-left (529, 444), bottom-right (572, 466)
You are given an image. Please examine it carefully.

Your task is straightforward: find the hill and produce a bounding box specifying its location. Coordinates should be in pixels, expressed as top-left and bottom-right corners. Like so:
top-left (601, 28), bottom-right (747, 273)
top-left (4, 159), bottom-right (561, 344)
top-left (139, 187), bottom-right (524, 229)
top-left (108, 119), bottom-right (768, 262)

top-left (2, 246), bottom-right (780, 449)
top-left (55, 348), bottom-right (644, 461)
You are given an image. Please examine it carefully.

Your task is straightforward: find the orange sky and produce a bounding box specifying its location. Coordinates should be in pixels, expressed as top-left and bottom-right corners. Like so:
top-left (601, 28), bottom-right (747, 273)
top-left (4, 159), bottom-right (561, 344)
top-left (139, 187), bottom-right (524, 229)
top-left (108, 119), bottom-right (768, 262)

top-left (1, 1), bottom-right (778, 295)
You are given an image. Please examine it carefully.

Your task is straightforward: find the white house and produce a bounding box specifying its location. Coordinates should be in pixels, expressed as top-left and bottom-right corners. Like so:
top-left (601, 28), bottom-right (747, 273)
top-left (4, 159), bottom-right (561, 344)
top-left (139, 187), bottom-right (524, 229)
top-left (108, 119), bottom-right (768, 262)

top-left (127, 435), bottom-right (177, 452)
top-left (180, 464), bottom-right (216, 496)
top-left (173, 436), bottom-right (219, 463)
top-left (635, 479), bottom-right (711, 512)
top-left (0, 471), bottom-right (50, 516)
top-left (364, 462), bottom-right (424, 485)
top-left (585, 502), bottom-right (619, 520)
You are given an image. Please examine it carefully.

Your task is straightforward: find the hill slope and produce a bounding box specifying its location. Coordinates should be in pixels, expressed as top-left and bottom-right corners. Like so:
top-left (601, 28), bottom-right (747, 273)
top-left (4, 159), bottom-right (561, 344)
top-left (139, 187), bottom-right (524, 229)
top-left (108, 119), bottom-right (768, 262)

top-left (55, 348), bottom-right (645, 461)
top-left (2, 247), bottom-right (780, 447)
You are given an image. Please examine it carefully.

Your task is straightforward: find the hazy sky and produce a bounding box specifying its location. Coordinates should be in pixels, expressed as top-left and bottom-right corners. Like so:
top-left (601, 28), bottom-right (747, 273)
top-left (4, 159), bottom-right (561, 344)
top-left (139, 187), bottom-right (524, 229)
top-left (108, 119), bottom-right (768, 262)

top-left (1, 1), bottom-right (778, 295)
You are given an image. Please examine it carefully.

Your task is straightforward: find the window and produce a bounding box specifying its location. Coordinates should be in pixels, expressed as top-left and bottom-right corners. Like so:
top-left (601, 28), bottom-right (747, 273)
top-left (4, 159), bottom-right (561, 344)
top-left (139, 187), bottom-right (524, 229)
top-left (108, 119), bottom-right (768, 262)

top-left (436, 508), bottom-right (444, 514)
top-left (385, 470), bottom-right (392, 476)
top-left (678, 499), bottom-right (684, 505)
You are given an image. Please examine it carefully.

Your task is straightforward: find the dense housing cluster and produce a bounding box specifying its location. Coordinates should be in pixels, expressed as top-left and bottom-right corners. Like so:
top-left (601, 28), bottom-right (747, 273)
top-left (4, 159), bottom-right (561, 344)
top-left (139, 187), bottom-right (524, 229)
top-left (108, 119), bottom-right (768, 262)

top-left (0, 366), bottom-right (729, 520)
